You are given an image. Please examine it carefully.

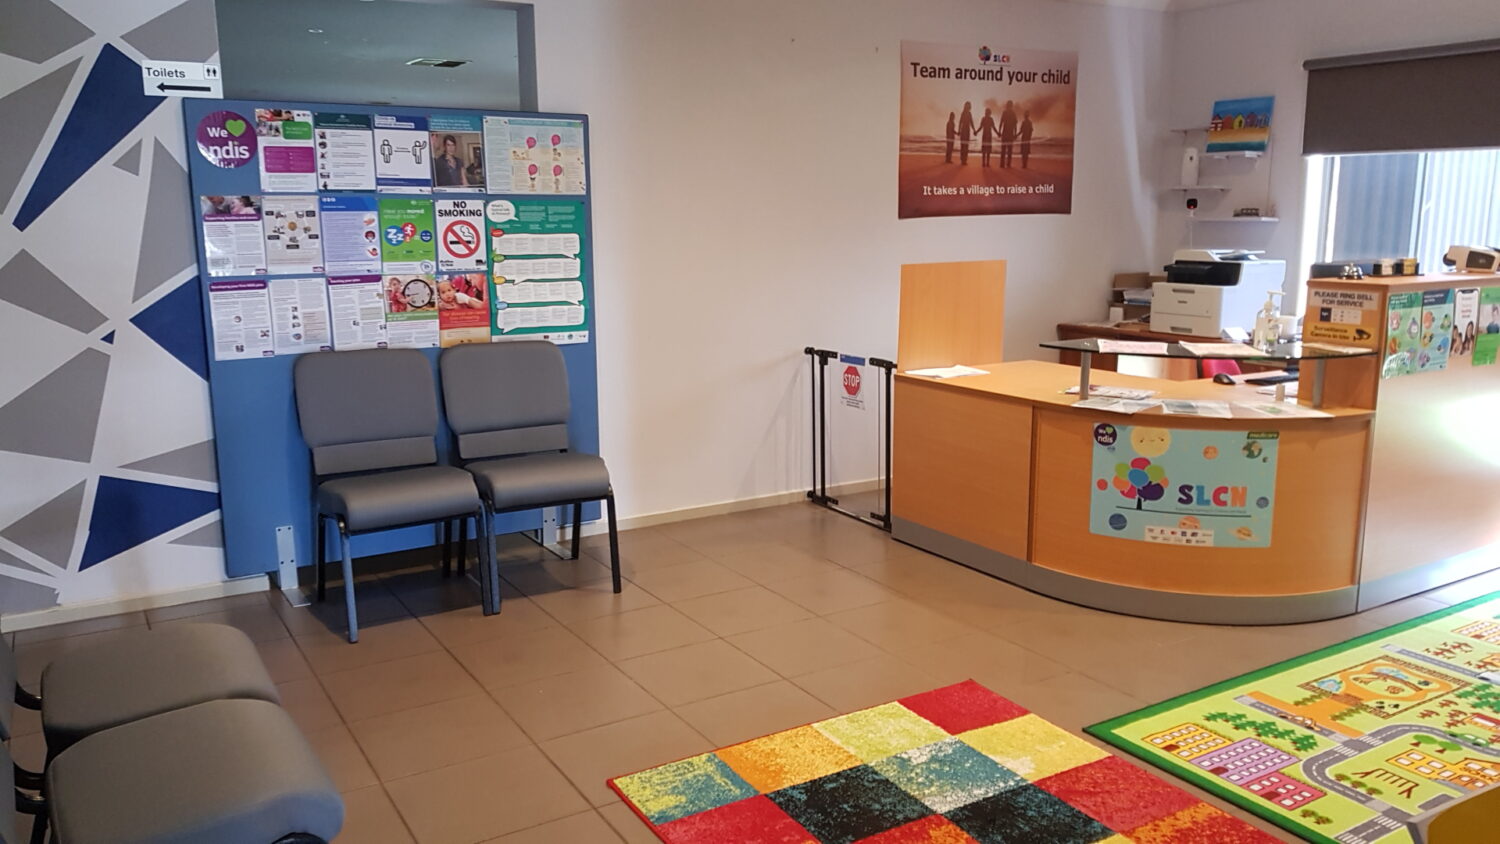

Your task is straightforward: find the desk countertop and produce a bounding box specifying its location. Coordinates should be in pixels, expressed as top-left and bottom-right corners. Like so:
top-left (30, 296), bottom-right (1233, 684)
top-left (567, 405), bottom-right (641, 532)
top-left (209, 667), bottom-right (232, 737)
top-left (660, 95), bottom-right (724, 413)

top-left (895, 360), bottom-right (1373, 420)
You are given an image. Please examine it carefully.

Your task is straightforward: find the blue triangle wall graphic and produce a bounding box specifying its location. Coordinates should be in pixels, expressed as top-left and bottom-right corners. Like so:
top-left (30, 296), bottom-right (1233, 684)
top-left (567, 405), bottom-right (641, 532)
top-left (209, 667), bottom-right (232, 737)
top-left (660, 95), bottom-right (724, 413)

top-left (100, 330), bottom-right (115, 344)
top-left (79, 476), bottom-right (219, 570)
top-left (13, 44), bottom-right (163, 231)
top-left (131, 276), bottom-right (207, 380)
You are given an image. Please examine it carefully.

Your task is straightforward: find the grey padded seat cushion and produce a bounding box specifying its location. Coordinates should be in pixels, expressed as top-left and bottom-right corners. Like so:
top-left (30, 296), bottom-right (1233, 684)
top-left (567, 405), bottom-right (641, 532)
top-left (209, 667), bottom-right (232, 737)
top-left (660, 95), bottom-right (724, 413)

top-left (41, 623), bottom-right (278, 756)
top-left (468, 452), bottom-right (610, 511)
top-left (317, 464), bottom-right (480, 531)
top-left (46, 698), bottom-right (343, 844)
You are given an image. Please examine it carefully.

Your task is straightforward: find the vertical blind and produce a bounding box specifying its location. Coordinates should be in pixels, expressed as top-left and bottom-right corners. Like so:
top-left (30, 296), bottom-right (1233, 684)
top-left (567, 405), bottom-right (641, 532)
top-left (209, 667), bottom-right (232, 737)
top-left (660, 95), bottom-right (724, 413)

top-left (1304, 40), bottom-right (1500, 155)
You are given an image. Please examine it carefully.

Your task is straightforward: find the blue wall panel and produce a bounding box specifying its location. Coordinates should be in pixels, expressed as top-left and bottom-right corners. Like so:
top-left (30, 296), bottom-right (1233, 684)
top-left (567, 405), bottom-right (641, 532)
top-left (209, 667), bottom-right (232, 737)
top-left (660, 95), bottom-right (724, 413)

top-left (181, 99), bottom-right (600, 578)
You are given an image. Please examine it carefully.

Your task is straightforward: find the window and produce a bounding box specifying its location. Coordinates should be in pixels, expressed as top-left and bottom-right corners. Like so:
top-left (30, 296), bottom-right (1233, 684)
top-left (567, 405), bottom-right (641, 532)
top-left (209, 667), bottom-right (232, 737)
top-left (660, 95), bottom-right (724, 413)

top-left (1308, 148), bottom-right (1500, 278)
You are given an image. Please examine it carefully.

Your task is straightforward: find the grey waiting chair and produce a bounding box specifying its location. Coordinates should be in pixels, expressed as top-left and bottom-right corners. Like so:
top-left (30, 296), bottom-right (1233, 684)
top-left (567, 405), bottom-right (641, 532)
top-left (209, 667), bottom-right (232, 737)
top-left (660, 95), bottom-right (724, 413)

top-left (293, 348), bottom-right (491, 642)
top-left (13, 698), bottom-right (342, 844)
top-left (2, 623), bottom-right (279, 792)
top-left (439, 342), bottom-right (620, 612)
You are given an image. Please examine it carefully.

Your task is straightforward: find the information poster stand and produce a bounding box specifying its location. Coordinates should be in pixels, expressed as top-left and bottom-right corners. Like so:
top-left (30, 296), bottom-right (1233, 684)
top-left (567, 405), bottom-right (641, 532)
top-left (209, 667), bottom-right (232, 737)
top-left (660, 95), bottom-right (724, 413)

top-left (181, 99), bottom-right (599, 582)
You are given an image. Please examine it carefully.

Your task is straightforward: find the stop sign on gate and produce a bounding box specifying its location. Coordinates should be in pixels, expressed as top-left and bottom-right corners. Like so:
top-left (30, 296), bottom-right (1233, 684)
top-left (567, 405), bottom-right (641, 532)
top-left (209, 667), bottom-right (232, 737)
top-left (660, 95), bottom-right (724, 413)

top-left (842, 365), bottom-right (862, 397)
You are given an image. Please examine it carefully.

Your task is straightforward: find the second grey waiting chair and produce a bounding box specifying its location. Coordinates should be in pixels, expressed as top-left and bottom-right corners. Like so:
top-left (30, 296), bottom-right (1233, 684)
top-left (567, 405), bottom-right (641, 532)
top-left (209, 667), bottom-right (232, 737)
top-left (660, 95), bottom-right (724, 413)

top-left (440, 341), bottom-right (620, 613)
top-left (294, 348), bottom-right (491, 642)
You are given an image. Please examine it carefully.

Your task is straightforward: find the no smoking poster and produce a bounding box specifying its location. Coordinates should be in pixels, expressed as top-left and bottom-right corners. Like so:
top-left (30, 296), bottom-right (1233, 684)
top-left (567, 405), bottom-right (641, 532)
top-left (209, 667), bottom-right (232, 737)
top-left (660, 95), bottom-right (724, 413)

top-left (435, 199), bottom-right (487, 272)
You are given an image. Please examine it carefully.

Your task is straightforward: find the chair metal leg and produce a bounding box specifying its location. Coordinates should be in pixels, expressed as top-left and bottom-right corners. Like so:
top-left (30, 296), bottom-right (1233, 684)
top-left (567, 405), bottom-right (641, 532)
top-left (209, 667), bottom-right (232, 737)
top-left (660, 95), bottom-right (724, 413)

top-left (477, 508), bottom-right (497, 616)
top-left (457, 517), bottom-right (469, 577)
top-left (606, 492), bottom-right (622, 594)
top-left (485, 501), bottom-right (503, 614)
top-left (15, 683), bottom-right (41, 711)
top-left (14, 762), bottom-right (42, 790)
top-left (570, 502), bottom-right (583, 560)
top-left (337, 519), bottom-right (359, 643)
top-left (315, 512), bottom-right (327, 603)
top-left (441, 519), bottom-right (452, 578)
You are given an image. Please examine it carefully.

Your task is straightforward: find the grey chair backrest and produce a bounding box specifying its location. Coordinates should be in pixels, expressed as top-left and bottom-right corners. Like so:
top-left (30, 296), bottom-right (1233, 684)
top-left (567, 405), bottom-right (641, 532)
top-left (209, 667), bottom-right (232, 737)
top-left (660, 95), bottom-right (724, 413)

top-left (440, 342), bottom-right (570, 460)
top-left (294, 349), bottom-right (440, 476)
top-left (0, 736), bottom-right (18, 844)
top-left (0, 636), bottom-right (13, 741)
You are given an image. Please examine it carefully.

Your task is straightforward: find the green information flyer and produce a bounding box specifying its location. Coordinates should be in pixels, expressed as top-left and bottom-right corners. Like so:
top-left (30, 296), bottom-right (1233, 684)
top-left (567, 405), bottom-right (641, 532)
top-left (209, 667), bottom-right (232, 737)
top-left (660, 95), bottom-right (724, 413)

top-left (1382, 291), bottom-right (1421, 378)
top-left (1416, 288), bottom-right (1452, 372)
top-left (1475, 286), bottom-right (1500, 366)
top-left (378, 198), bottom-right (436, 274)
top-left (486, 199), bottom-right (589, 344)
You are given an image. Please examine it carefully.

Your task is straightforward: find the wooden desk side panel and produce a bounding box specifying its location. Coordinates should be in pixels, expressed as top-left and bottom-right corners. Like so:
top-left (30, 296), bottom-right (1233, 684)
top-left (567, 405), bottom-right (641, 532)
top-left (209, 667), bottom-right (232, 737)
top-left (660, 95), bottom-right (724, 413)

top-left (1360, 361), bottom-right (1500, 584)
top-left (898, 261), bottom-right (1006, 371)
top-left (1029, 409), bottom-right (1366, 595)
top-left (892, 379), bottom-right (1030, 559)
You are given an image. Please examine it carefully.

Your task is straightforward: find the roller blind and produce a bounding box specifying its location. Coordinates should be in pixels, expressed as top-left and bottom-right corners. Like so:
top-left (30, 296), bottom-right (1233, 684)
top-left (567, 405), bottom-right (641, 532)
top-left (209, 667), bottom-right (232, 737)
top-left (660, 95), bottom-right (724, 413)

top-left (1304, 40), bottom-right (1500, 155)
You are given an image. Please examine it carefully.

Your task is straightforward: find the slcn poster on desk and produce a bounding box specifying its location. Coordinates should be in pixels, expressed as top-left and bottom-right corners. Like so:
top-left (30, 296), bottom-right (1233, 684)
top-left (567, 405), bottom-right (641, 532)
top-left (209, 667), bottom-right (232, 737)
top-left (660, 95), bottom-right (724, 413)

top-left (898, 41), bottom-right (1077, 218)
top-left (1089, 423), bottom-right (1279, 548)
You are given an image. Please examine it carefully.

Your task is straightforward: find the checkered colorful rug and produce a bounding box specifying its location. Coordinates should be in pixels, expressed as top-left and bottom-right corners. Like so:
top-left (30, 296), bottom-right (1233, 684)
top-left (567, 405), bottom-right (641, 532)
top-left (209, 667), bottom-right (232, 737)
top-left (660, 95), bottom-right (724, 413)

top-left (607, 680), bottom-right (1279, 843)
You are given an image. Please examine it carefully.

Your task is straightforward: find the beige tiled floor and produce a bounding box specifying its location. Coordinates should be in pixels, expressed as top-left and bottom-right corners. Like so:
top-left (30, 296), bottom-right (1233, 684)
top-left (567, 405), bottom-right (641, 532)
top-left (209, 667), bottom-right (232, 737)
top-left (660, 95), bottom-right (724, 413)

top-left (9, 502), bottom-right (1498, 842)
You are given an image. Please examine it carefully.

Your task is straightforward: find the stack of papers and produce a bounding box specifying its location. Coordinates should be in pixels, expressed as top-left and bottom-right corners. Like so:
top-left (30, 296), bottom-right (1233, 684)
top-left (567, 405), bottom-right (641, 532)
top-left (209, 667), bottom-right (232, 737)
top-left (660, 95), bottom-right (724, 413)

top-left (1234, 401), bottom-right (1331, 418)
top-left (1095, 340), bottom-right (1168, 355)
top-left (1300, 342), bottom-right (1370, 355)
top-left (904, 365), bottom-right (989, 379)
top-left (1256, 382), bottom-right (1299, 398)
top-left (1064, 385), bottom-right (1157, 399)
top-left (1176, 342), bottom-right (1265, 358)
top-left (1072, 397), bottom-right (1161, 415)
top-left (1160, 399), bottom-right (1233, 418)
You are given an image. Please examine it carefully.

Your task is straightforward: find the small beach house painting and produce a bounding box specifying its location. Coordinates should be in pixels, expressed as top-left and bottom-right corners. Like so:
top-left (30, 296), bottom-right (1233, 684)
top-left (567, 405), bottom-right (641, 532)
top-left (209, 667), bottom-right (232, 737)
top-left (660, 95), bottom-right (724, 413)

top-left (1206, 96), bottom-right (1274, 153)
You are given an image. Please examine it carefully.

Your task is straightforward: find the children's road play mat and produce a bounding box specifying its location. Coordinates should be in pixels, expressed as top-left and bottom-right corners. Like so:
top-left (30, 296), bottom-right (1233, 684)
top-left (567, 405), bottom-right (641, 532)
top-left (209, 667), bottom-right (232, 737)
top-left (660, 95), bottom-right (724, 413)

top-left (1088, 592), bottom-right (1500, 844)
top-left (608, 680), bottom-right (1280, 843)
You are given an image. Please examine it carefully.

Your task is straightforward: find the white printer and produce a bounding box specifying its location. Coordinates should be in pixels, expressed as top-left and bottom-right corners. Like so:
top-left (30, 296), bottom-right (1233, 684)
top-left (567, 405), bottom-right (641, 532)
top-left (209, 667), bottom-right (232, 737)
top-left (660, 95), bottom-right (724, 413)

top-left (1150, 249), bottom-right (1286, 336)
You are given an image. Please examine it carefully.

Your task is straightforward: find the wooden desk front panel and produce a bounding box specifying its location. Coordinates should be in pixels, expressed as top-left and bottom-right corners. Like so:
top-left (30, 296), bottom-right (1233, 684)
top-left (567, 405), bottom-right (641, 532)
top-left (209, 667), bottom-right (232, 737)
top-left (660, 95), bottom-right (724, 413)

top-left (893, 379), bottom-right (1031, 559)
top-left (1029, 408), bottom-right (1368, 595)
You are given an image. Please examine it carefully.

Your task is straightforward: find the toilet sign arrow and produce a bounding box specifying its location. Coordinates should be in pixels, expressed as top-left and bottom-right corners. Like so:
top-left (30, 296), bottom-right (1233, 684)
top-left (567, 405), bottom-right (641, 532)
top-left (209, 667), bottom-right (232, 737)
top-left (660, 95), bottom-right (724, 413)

top-left (141, 61), bottom-right (223, 98)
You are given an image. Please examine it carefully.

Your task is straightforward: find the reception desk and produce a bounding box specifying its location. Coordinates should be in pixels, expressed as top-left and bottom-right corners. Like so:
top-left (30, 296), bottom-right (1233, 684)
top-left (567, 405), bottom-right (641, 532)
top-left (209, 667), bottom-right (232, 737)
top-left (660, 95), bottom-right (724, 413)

top-left (892, 267), bottom-right (1500, 624)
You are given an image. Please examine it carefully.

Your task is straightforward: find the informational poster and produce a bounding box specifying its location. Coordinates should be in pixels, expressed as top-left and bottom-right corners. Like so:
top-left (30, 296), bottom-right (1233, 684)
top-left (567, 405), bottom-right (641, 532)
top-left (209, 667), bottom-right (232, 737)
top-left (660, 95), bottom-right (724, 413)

top-left (378, 198), bottom-right (436, 274)
top-left (1451, 287), bottom-right (1479, 360)
top-left (1090, 423), bottom-right (1279, 548)
top-left (200, 195), bottom-right (267, 276)
top-left (838, 354), bottom-right (866, 411)
top-left (429, 114), bottom-right (485, 191)
top-left (254, 108), bottom-right (316, 192)
top-left (434, 199), bottom-right (488, 272)
top-left (1305, 287), bottom-right (1379, 348)
top-left (260, 195), bottom-right (323, 275)
top-left (1416, 288), bottom-right (1453, 372)
top-left (382, 274), bottom-right (439, 348)
top-left (1382, 291), bottom-right (1422, 378)
top-left (208, 280), bottom-right (274, 360)
top-left (313, 112), bottom-right (376, 191)
top-left (898, 41), bottom-right (1078, 218)
top-left (327, 275), bottom-right (388, 350)
top-left (1206, 96), bottom-right (1274, 154)
top-left (373, 114), bottom-right (432, 193)
top-left (1475, 287), bottom-right (1500, 367)
top-left (483, 116), bottom-right (586, 195)
top-left (488, 199), bottom-right (589, 344)
top-left (318, 195), bottom-right (381, 275)
top-left (437, 273), bottom-right (490, 347)
top-left (269, 276), bottom-right (331, 355)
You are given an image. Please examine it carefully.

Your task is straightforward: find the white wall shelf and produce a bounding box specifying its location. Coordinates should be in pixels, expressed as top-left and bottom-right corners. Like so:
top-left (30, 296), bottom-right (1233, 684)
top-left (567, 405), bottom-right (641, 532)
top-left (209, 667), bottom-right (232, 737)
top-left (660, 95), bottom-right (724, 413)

top-left (1166, 185), bottom-right (1230, 191)
top-left (1193, 216), bottom-right (1280, 222)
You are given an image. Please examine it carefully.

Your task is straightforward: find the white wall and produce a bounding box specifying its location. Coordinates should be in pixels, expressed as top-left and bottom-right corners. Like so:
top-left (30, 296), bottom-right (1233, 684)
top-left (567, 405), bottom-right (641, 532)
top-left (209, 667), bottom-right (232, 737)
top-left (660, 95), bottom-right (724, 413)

top-left (530, 0), bottom-right (1171, 518)
top-left (1156, 0), bottom-right (1500, 290)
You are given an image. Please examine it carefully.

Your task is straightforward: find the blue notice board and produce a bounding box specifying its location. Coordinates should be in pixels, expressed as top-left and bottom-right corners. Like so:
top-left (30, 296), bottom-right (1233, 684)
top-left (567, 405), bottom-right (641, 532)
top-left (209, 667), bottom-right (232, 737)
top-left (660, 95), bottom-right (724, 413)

top-left (181, 99), bottom-right (599, 578)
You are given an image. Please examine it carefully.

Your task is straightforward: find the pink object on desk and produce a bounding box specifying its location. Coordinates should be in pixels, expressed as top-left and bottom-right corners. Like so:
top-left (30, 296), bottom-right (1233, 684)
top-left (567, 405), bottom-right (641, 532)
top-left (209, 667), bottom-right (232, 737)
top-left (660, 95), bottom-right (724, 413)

top-left (1199, 358), bottom-right (1242, 379)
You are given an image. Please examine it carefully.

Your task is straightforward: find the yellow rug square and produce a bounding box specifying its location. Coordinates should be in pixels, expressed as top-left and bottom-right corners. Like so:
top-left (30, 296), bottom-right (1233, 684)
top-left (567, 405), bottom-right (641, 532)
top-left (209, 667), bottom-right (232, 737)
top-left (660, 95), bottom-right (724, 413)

top-left (959, 713), bottom-right (1108, 781)
top-left (813, 702), bottom-right (950, 762)
top-left (716, 725), bottom-right (863, 793)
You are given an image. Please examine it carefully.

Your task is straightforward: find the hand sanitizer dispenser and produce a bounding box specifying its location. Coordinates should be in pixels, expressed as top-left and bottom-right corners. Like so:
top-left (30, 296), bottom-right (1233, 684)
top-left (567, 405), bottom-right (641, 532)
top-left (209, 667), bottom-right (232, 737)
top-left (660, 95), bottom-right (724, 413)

top-left (1252, 290), bottom-right (1285, 350)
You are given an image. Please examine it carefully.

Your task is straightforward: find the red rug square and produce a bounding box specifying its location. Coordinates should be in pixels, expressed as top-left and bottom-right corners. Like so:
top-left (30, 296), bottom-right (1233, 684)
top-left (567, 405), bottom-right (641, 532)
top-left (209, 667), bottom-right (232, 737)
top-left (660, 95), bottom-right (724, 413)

top-left (1036, 755), bottom-right (1200, 832)
top-left (898, 679), bottom-right (1028, 734)
top-left (655, 795), bottom-right (816, 844)
top-left (855, 815), bottom-right (979, 843)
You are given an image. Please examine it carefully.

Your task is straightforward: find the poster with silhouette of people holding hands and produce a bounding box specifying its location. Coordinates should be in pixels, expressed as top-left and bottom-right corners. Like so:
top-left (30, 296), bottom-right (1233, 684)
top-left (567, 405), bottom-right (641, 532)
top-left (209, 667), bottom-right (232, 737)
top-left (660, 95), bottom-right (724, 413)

top-left (900, 42), bottom-right (1077, 218)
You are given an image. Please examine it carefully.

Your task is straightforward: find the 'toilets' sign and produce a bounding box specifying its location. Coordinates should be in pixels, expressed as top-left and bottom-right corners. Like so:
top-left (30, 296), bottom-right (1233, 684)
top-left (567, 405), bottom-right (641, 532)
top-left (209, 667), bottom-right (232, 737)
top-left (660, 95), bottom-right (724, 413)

top-left (141, 61), bottom-right (223, 99)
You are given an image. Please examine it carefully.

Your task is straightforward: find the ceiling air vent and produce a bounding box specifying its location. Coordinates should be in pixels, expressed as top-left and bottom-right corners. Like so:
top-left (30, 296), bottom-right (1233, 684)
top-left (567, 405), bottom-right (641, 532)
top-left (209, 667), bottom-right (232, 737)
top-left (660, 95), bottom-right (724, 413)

top-left (406, 57), bottom-right (470, 69)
